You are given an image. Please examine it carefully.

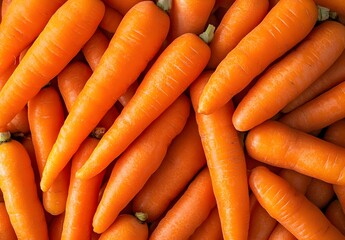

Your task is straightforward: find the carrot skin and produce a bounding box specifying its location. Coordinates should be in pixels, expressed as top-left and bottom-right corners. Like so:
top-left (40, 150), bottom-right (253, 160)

top-left (0, 202), bottom-right (17, 240)
top-left (325, 199), bottom-right (345, 236)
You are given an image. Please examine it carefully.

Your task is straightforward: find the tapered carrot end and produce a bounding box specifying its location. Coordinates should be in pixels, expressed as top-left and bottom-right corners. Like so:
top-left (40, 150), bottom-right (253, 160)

top-left (40, 179), bottom-right (49, 193)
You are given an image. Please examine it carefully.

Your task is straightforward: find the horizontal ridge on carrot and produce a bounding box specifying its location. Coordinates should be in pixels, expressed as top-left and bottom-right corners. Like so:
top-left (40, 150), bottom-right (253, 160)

top-left (198, 0), bottom-right (318, 114)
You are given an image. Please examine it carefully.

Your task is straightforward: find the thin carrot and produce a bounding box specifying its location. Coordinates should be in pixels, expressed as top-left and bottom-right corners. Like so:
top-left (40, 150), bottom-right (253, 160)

top-left (0, 0), bottom-right (105, 130)
top-left (190, 70), bottom-right (249, 240)
top-left (0, 202), bottom-right (16, 240)
top-left (207, 0), bottom-right (269, 69)
top-left (98, 214), bottom-right (148, 240)
top-left (245, 120), bottom-right (345, 185)
top-left (282, 50), bottom-right (345, 113)
top-left (99, 4), bottom-right (123, 36)
top-left (48, 213), bottom-right (64, 240)
top-left (92, 94), bottom-right (190, 233)
top-left (249, 166), bottom-right (345, 240)
top-left (132, 112), bottom-right (206, 222)
top-left (41, 0), bottom-right (171, 191)
top-left (325, 199), bottom-right (345, 236)
top-left (197, 0), bottom-right (318, 114)
top-left (0, 0), bottom-right (67, 75)
top-left (150, 167), bottom-right (216, 240)
top-left (268, 223), bottom-right (297, 240)
top-left (279, 80), bottom-right (345, 133)
top-left (305, 178), bottom-right (334, 209)
top-left (0, 131), bottom-right (48, 239)
top-left (103, 0), bottom-right (150, 15)
top-left (76, 30), bottom-right (211, 181)
top-left (233, 20), bottom-right (345, 131)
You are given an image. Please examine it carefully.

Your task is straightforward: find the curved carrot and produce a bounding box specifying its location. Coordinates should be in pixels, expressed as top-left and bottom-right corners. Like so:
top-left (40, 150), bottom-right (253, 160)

top-left (207, 0), bottom-right (269, 69)
top-left (305, 178), bottom-right (334, 209)
top-left (0, 0), bottom-right (67, 75)
top-left (0, 202), bottom-right (16, 240)
top-left (279, 80), bottom-right (345, 133)
top-left (245, 120), bottom-right (345, 185)
top-left (233, 20), bottom-right (345, 131)
top-left (92, 94), bottom-right (190, 233)
top-left (132, 112), bottom-right (206, 222)
top-left (197, 0), bottom-right (318, 114)
top-left (41, 0), bottom-right (171, 191)
top-left (167, 0), bottom-right (215, 41)
top-left (150, 167), bottom-right (216, 240)
top-left (268, 223), bottom-right (297, 240)
top-left (249, 166), bottom-right (345, 240)
top-left (99, 4), bottom-right (123, 35)
top-left (103, 0), bottom-right (149, 15)
top-left (0, 132), bottom-right (48, 239)
top-left (98, 214), bottom-right (148, 240)
top-left (0, 0), bottom-right (105, 130)
top-left (282, 50), bottom-right (345, 113)
top-left (190, 71), bottom-right (249, 240)
top-left (325, 199), bottom-right (345, 236)
top-left (76, 31), bottom-right (210, 181)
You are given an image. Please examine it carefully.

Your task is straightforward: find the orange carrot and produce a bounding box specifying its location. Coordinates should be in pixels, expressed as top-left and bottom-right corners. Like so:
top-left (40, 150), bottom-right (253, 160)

top-left (92, 94), bottom-right (190, 233)
top-left (48, 213), bottom-right (65, 240)
top-left (103, 0), bottom-right (149, 15)
top-left (41, 0), bottom-right (171, 191)
top-left (99, 4), bottom-right (123, 35)
top-left (150, 167), bottom-right (216, 240)
top-left (190, 71), bottom-right (249, 240)
top-left (207, 0), bottom-right (269, 69)
top-left (249, 166), bottom-right (345, 240)
top-left (1, 0), bottom-right (12, 20)
top-left (268, 223), bottom-right (297, 240)
top-left (305, 178), bottom-right (335, 209)
top-left (282, 50), bottom-right (345, 113)
top-left (0, 0), bottom-right (67, 75)
top-left (197, 0), bottom-right (318, 114)
top-left (132, 112), bottom-right (206, 222)
top-left (76, 30), bottom-right (211, 181)
top-left (0, 132), bottom-right (48, 239)
top-left (5, 106), bottom-right (30, 135)
top-left (0, 0), bottom-right (105, 130)
top-left (98, 214), bottom-right (148, 240)
top-left (0, 202), bottom-right (16, 240)
top-left (233, 20), bottom-right (345, 131)
top-left (117, 81), bottom-right (139, 107)
top-left (325, 199), bottom-right (345, 236)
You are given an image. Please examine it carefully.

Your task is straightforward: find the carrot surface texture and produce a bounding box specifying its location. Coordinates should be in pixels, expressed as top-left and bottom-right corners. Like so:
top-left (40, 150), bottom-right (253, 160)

top-left (0, 132), bottom-right (48, 239)
top-left (246, 120), bottom-right (345, 185)
top-left (197, 0), bottom-right (318, 114)
top-left (76, 28), bottom-right (211, 181)
top-left (40, 0), bottom-right (170, 192)
top-left (249, 166), bottom-right (345, 240)
top-left (232, 20), bottom-right (345, 132)
top-left (0, 202), bottom-right (16, 240)
top-left (190, 71), bottom-right (249, 240)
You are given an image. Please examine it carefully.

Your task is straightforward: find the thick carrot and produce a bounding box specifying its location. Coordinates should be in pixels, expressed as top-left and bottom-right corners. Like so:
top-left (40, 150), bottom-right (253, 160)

top-left (279, 80), bottom-right (345, 133)
top-left (93, 95), bottom-right (190, 233)
top-left (0, 0), bottom-right (105, 130)
top-left (305, 178), bottom-right (334, 209)
top-left (245, 120), bottom-right (345, 185)
top-left (99, 4), bottom-right (123, 36)
top-left (233, 20), bottom-right (345, 131)
top-left (268, 223), bottom-right (297, 240)
top-left (41, 0), bottom-right (171, 191)
top-left (197, 0), bottom-right (318, 114)
top-left (0, 202), bottom-right (16, 240)
top-left (207, 0), bottom-right (269, 69)
top-left (249, 166), bottom-right (345, 240)
top-left (0, 132), bottom-right (48, 239)
top-left (103, 0), bottom-right (149, 15)
top-left (76, 31), bottom-right (210, 181)
top-left (132, 112), bottom-right (206, 222)
top-left (1, 0), bottom-right (12, 20)
top-left (282, 50), bottom-right (345, 113)
top-left (0, 0), bottom-right (67, 75)
top-left (167, 0), bottom-right (215, 41)
top-left (190, 71), bottom-right (249, 240)
top-left (98, 214), bottom-right (148, 240)
top-left (150, 167), bottom-right (216, 240)
top-left (61, 137), bottom-right (105, 240)
top-left (325, 199), bottom-right (345, 235)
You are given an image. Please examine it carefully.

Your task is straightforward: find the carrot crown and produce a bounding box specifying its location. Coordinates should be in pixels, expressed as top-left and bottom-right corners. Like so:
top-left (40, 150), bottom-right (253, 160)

top-left (135, 212), bottom-right (149, 223)
top-left (199, 24), bottom-right (216, 44)
top-left (156, 0), bottom-right (172, 12)
top-left (0, 131), bottom-right (11, 144)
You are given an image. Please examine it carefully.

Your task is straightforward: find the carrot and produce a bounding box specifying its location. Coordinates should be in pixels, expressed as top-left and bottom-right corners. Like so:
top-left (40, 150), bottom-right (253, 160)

top-left (98, 214), bottom-right (148, 240)
top-left (150, 167), bottom-right (216, 240)
top-left (117, 81), bottom-right (139, 107)
top-left (197, 0), bottom-right (318, 114)
top-left (268, 223), bottom-right (297, 240)
top-left (282, 50), bottom-right (345, 113)
top-left (99, 4), bottom-right (123, 36)
top-left (0, 0), bottom-right (67, 75)
top-left (103, 0), bottom-right (150, 15)
top-left (132, 112), bottom-right (206, 222)
top-left (279, 80), bottom-right (345, 133)
top-left (325, 199), bottom-right (345, 236)
top-left (233, 20), bottom-right (345, 131)
top-left (167, 0), bottom-right (215, 41)
top-left (61, 137), bottom-right (105, 240)
top-left (190, 71), bottom-right (249, 240)
top-left (189, 207), bottom-right (223, 240)
top-left (246, 120), bottom-right (345, 185)
top-left (92, 94), bottom-right (190, 233)
top-left (48, 213), bottom-right (64, 240)
top-left (214, 0), bottom-right (235, 9)
top-left (0, 0), bottom-right (105, 130)
top-left (207, 0), bottom-right (269, 69)
top-left (41, 0), bottom-right (171, 191)
top-left (0, 202), bottom-right (16, 240)
top-left (0, 131), bottom-right (48, 239)
top-left (249, 166), bottom-right (345, 240)
top-left (5, 106), bottom-right (30, 135)
top-left (305, 178), bottom-right (335, 209)
top-left (76, 30), bottom-right (211, 181)
top-left (1, 0), bottom-right (12, 20)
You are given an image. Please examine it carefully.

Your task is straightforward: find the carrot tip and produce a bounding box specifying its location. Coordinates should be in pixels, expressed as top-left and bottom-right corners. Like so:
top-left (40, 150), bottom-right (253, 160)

top-left (156, 0), bottom-right (172, 12)
top-left (0, 131), bottom-right (11, 143)
top-left (199, 24), bottom-right (215, 44)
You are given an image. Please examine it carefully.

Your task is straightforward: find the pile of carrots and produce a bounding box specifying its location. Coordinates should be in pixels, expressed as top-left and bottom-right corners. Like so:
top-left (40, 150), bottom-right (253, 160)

top-left (1, 0), bottom-right (345, 239)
